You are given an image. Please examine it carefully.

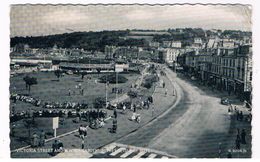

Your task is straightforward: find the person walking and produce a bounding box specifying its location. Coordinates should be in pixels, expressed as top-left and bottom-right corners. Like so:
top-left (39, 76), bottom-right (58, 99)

top-left (32, 133), bottom-right (39, 148)
top-left (152, 106), bottom-right (155, 117)
top-left (235, 137), bottom-right (241, 150)
top-left (39, 130), bottom-right (46, 147)
top-left (165, 89), bottom-right (168, 96)
top-left (52, 140), bottom-right (59, 155)
top-left (81, 138), bottom-right (85, 149)
top-left (113, 108), bottom-right (117, 119)
top-left (236, 110), bottom-right (240, 121)
top-left (112, 118), bottom-right (117, 133)
top-left (78, 125), bottom-right (83, 139)
top-left (68, 89), bottom-right (71, 96)
top-left (235, 134), bottom-right (241, 149)
top-left (133, 104), bottom-right (136, 113)
top-left (122, 104), bottom-right (126, 112)
top-left (241, 129), bottom-right (246, 144)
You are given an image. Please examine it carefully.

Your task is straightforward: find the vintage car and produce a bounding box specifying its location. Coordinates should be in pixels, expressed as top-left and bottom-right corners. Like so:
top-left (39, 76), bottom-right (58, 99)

top-left (221, 97), bottom-right (230, 105)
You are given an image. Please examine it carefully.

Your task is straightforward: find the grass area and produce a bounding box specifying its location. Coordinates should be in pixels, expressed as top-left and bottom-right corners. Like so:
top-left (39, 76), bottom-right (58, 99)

top-left (10, 71), bottom-right (140, 113)
top-left (9, 71), bottom-right (140, 149)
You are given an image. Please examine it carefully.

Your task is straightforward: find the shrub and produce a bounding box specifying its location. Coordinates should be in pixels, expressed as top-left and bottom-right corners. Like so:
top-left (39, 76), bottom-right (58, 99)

top-left (99, 73), bottom-right (128, 84)
top-left (127, 90), bottom-right (138, 98)
top-left (93, 97), bottom-right (106, 108)
top-left (142, 74), bottom-right (158, 89)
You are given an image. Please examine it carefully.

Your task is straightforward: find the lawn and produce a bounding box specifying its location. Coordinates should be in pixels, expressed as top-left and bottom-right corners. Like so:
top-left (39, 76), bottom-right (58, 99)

top-left (10, 71), bottom-right (140, 113)
top-left (9, 71), bottom-right (140, 150)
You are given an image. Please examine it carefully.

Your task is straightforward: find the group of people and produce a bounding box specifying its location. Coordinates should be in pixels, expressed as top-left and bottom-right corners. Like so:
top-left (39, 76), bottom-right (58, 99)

top-left (31, 130), bottom-right (46, 148)
top-left (112, 87), bottom-right (123, 94)
top-left (43, 101), bottom-right (88, 109)
top-left (235, 128), bottom-right (247, 150)
top-left (10, 93), bottom-right (41, 106)
top-left (51, 139), bottom-right (64, 155)
top-left (68, 83), bottom-right (85, 96)
top-left (228, 104), bottom-right (252, 122)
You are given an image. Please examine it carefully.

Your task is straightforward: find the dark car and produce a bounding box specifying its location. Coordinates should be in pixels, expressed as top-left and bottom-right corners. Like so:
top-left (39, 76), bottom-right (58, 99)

top-left (221, 97), bottom-right (230, 105)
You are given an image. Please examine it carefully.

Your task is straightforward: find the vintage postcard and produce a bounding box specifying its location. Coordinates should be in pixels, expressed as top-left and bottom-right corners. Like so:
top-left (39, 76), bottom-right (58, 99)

top-left (9, 4), bottom-right (252, 158)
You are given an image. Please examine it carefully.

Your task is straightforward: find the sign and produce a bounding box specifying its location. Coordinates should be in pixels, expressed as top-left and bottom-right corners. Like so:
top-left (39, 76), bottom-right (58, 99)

top-left (53, 117), bottom-right (59, 129)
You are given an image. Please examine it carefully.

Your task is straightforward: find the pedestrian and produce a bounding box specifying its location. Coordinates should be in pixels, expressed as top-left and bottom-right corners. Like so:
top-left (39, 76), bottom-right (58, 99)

top-left (113, 108), bottom-right (117, 119)
top-left (235, 137), bottom-right (241, 149)
top-left (81, 138), bottom-right (85, 149)
top-left (122, 104), bottom-right (126, 112)
top-left (236, 111), bottom-right (240, 121)
top-left (52, 140), bottom-right (59, 155)
top-left (83, 125), bottom-right (88, 138)
top-left (173, 89), bottom-right (175, 96)
top-left (32, 133), bottom-right (39, 148)
top-left (150, 96), bottom-right (153, 104)
top-left (152, 106), bottom-right (155, 117)
top-left (79, 125), bottom-right (83, 139)
top-left (39, 130), bottom-right (46, 146)
top-left (228, 107), bottom-right (231, 113)
top-left (81, 89), bottom-right (84, 96)
top-left (57, 140), bottom-right (64, 152)
top-left (241, 129), bottom-right (246, 144)
top-left (230, 104), bottom-right (233, 112)
top-left (147, 101), bottom-right (150, 109)
top-left (112, 118), bottom-right (117, 133)
top-left (240, 111), bottom-right (244, 121)
top-left (133, 104), bottom-right (136, 113)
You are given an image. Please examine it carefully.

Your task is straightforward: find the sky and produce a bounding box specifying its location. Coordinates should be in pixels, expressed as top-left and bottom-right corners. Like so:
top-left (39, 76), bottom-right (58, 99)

top-left (10, 4), bottom-right (252, 37)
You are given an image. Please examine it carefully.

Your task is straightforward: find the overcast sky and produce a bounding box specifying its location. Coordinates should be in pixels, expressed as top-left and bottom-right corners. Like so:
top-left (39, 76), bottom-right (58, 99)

top-left (10, 4), bottom-right (252, 37)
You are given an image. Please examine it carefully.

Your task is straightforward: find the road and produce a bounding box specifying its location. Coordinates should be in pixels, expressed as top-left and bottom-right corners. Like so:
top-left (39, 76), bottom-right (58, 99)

top-left (117, 65), bottom-right (239, 158)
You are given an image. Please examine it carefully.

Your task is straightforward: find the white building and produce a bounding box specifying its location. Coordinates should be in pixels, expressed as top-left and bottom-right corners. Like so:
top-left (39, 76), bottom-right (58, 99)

top-left (171, 41), bottom-right (182, 48)
top-left (194, 37), bottom-right (203, 44)
top-left (149, 41), bottom-right (160, 48)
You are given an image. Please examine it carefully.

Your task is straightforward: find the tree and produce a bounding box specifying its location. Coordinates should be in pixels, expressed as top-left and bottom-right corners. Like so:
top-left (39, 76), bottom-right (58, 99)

top-left (99, 73), bottom-right (128, 84)
top-left (54, 69), bottom-right (62, 81)
top-left (23, 119), bottom-right (35, 141)
top-left (23, 76), bottom-right (37, 93)
top-left (93, 97), bottom-right (106, 118)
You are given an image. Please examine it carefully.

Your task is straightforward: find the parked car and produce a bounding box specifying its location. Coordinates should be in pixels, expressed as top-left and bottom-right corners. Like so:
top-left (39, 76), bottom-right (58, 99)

top-left (221, 97), bottom-right (230, 105)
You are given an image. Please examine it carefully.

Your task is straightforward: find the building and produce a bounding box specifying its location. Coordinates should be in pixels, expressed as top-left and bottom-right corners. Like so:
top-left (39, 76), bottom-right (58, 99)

top-left (114, 46), bottom-right (139, 60)
top-left (177, 44), bottom-right (252, 101)
top-left (149, 41), bottom-right (160, 48)
top-left (171, 41), bottom-right (182, 48)
top-left (158, 48), bottom-right (185, 68)
top-left (105, 45), bottom-right (117, 59)
top-left (162, 41), bottom-right (172, 48)
top-left (194, 37), bottom-right (203, 44)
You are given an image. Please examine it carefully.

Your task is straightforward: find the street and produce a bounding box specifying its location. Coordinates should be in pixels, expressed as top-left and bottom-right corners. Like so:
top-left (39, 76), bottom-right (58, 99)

top-left (117, 65), bottom-right (251, 158)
